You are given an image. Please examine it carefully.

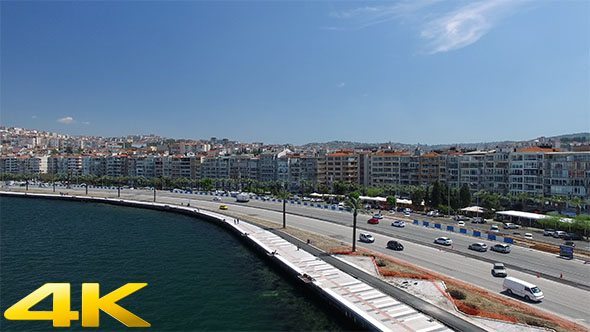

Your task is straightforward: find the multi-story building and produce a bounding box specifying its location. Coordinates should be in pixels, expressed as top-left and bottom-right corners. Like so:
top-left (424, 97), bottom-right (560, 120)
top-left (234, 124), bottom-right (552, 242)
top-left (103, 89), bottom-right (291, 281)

top-left (369, 151), bottom-right (404, 187)
top-left (508, 147), bottom-right (553, 196)
top-left (325, 150), bottom-right (359, 186)
top-left (419, 152), bottom-right (444, 186)
top-left (544, 151), bottom-right (590, 197)
top-left (0, 156), bottom-right (42, 174)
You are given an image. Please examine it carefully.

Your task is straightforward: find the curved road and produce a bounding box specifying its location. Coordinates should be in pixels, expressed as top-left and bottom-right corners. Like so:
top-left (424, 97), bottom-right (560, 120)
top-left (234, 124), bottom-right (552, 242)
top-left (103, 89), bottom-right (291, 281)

top-left (7, 187), bottom-right (590, 326)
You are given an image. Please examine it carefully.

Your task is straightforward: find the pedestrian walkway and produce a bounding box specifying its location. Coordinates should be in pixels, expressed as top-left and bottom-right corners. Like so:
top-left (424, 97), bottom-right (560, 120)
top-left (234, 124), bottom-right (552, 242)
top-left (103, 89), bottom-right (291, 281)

top-left (204, 210), bottom-right (454, 332)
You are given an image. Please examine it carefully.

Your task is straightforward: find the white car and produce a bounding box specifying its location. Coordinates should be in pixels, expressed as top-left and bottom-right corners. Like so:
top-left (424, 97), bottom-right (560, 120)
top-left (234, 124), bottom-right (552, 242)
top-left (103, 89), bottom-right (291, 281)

top-left (490, 225), bottom-right (500, 233)
top-left (434, 237), bottom-right (453, 246)
top-left (392, 220), bottom-right (405, 227)
top-left (359, 232), bottom-right (375, 243)
top-left (213, 196), bottom-right (221, 201)
top-left (373, 213), bottom-right (384, 219)
top-left (524, 233), bottom-right (533, 240)
top-left (404, 212), bottom-right (411, 217)
top-left (457, 221), bottom-right (465, 226)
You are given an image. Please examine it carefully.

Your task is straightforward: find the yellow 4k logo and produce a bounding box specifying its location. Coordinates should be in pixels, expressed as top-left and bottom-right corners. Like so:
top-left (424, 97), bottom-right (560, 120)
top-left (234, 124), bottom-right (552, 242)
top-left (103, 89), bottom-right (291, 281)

top-left (4, 283), bottom-right (150, 327)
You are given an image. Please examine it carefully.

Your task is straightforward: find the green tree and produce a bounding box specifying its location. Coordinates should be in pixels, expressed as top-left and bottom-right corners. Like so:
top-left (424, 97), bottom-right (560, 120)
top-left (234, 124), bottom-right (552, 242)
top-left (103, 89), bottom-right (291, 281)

top-left (366, 187), bottom-right (383, 197)
top-left (201, 178), bottom-right (213, 191)
top-left (569, 197), bottom-right (583, 216)
top-left (344, 192), bottom-right (362, 252)
top-left (551, 196), bottom-right (566, 215)
top-left (430, 181), bottom-right (441, 208)
top-left (410, 187), bottom-right (425, 210)
top-left (572, 215), bottom-right (590, 239)
top-left (386, 196), bottom-right (397, 210)
top-left (460, 184), bottom-right (472, 208)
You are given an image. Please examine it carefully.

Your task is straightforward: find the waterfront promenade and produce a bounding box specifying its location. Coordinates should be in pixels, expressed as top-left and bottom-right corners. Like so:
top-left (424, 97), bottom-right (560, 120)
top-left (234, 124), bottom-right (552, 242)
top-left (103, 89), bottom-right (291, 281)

top-left (0, 191), bottom-right (488, 332)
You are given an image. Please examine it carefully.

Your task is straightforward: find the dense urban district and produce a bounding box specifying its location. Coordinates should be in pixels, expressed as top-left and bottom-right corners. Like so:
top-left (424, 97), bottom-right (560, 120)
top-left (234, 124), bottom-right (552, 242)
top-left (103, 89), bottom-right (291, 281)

top-left (1, 127), bottom-right (589, 223)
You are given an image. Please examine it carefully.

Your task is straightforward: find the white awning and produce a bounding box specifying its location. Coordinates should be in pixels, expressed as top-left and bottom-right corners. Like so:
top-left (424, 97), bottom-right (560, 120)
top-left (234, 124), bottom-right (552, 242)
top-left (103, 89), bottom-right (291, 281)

top-left (496, 210), bottom-right (573, 223)
top-left (359, 196), bottom-right (387, 202)
top-left (461, 206), bottom-right (486, 213)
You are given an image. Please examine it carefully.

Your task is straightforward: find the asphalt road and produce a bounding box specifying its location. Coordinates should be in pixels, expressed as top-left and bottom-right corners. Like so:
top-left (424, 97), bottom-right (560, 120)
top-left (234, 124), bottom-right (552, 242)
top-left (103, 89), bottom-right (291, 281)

top-left (6, 186), bottom-right (590, 326)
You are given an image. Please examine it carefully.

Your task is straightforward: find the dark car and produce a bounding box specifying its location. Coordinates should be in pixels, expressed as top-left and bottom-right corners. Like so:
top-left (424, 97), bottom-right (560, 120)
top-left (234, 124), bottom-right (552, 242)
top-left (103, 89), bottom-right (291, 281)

top-left (564, 241), bottom-right (576, 247)
top-left (387, 240), bottom-right (404, 251)
top-left (563, 233), bottom-right (582, 241)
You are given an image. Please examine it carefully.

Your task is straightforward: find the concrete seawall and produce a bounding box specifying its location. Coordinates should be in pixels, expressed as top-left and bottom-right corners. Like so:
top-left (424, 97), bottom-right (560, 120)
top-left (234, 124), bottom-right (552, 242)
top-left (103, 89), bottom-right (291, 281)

top-left (1, 191), bottom-right (464, 332)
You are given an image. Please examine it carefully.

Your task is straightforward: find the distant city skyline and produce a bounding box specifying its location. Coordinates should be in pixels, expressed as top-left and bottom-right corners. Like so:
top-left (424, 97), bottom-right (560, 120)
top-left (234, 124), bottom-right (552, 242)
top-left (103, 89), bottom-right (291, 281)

top-left (1, 1), bottom-right (588, 145)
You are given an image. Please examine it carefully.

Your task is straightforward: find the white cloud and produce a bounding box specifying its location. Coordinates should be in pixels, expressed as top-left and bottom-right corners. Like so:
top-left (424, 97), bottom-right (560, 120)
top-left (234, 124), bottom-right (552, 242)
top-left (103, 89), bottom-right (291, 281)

top-left (328, 0), bottom-right (443, 29)
top-left (82, 121), bottom-right (90, 125)
top-left (31, 115), bottom-right (37, 119)
top-left (420, 0), bottom-right (526, 54)
top-left (329, 0), bottom-right (528, 54)
top-left (57, 116), bottom-right (74, 124)
top-left (336, 82), bottom-right (346, 88)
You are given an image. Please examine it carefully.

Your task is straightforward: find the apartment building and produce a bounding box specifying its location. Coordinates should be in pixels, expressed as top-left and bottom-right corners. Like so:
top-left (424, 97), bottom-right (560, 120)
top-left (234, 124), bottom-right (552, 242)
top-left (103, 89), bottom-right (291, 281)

top-left (508, 147), bottom-right (552, 196)
top-left (369, 151), bottom-right (404, 187)
top-left (419, 152), bottom-right (444, 186)
top-left (0, 156), bottom-right (42, 174)
top-left (544, 151), bottom-right (590, 197)
top-left (325, 150), bottom-right (359, 186)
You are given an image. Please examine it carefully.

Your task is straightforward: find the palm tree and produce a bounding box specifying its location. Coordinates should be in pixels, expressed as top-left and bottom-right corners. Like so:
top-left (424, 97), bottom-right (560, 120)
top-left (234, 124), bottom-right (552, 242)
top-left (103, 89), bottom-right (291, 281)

top-left (569, 197), bottom-right (583, 216)
top-left (552, 196), bottom-right (566, 215)
top-left (344, 192), bottom-right (363, 252)
top-left (277, 190), bottom-right (290, 228)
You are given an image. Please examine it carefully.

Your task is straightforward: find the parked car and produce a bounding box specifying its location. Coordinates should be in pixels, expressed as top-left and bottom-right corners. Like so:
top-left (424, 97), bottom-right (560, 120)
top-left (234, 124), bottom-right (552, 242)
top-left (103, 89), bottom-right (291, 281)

top-left (552, 231), bottom-right (567, 238)
top-left (454, 215), bottom-right (470, 221)
top-left (219, 205), bottom-right (228, 210)
top-left (503, 222), bottom-right (519, 229)
top-left (404, 212), bottom-right (411, 217)
top-left (490, 225), bottom-right (500, 232)
top-left (543, 229), bottom-right (555, 236)
top-left (392, 220), bottom-right (405, 227)
top-left (472, 217), bottom-right (486, 224)
top-left (491, 263), bottom-right (507, 277)
top-left (503, 277), bottom-right (544, 302)
top-left (427, 210), bottom-right (441, 217)
top-left (457, 221), bottom-right (465, 226)
top-left (373, 213), bottom-right (384, 219)
top-left (524, 233), bottom-right (533, 240)
top-left (434, 237), bottom-right (453, 246)
top-left (563, 233), bottom-right (582, 241)
top-left (491, 243), bottom-right (511, 253)
top-left (469, 243), bottom-right (488, 252)
top-left (387, 240), bottom-right (404, 251)
top-left (359, 232), bottom-right (375, 243)
top-left (367, 217), bottom-right (379, 224)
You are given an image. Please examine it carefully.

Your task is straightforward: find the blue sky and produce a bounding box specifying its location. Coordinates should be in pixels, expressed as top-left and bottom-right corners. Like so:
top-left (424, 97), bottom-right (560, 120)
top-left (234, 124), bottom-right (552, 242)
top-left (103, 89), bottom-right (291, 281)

top-left (1, 0), bottom-right (588, 145)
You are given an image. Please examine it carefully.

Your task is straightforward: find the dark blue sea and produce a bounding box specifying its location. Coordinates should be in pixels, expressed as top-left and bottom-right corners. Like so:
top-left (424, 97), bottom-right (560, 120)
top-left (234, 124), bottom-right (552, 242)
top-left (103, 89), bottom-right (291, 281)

top-left (0, 196), bottom-right (353, 331)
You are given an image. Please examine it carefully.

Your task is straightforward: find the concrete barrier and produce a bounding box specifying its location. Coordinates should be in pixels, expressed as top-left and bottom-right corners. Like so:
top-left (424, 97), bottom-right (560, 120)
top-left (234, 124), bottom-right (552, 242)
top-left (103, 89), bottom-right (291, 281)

top-left (339, 207), bottom-right (343, 211)
top-left (446, 226), bottom-right (454, 232)
top-left (434, 223), bottom-right (441, 229)
top-left (304, 202), bottom-right (308, 206)
top-left (422, 221), bottom-right (429, 227)
top-left (504, 237), bottom-right (514, 244)
top-left (413, 220), bottom-right (419, 225)
top-left (460, 228), bottom-right (467, 234)
top-left (473, 231), bottom-right (481, 237)
top-left (487, 234), bottom-right (497, 241)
